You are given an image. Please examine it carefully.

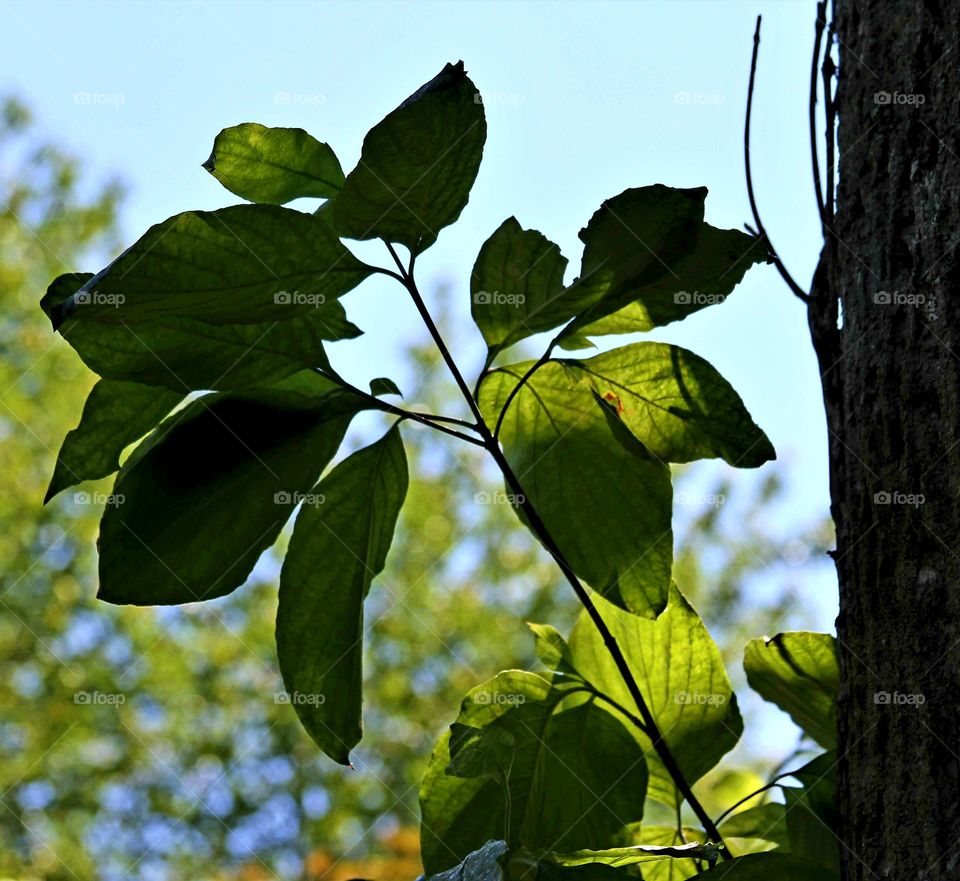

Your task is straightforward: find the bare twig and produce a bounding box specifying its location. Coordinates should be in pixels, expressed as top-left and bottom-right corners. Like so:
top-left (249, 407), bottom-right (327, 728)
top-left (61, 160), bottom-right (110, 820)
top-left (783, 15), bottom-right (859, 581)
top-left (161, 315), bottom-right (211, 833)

top-left (810, 1), bottom-right (828, 228)
top-left (745, 15), bottom-right (811, 304)
top-left (822, 6), bottom-right (838, 223)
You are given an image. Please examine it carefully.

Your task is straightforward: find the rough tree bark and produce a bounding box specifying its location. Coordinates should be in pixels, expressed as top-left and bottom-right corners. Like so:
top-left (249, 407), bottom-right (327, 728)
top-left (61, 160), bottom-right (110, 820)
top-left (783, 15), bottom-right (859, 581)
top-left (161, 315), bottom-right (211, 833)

top-left (814, 3), bottom-right (960, 879)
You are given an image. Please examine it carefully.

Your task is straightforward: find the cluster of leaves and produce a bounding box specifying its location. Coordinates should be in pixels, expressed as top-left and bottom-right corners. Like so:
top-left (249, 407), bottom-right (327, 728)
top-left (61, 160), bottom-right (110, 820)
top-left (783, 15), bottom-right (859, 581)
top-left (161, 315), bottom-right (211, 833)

top-left (39, 63), bottom-right (841, 879)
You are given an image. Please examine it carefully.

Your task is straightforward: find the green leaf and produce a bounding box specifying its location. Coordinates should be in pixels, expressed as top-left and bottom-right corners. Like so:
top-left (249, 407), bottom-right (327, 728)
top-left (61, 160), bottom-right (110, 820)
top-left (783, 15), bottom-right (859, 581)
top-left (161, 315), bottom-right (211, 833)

top-left (276, 426), bottom-right (408, 764)
top-left (619, 826), bottom-right (708, 881)
top-left (448, 723), bottom-right (515, 785)
top-left (479, 361), bottom-right (673, 617)
top-left (555, 332), bottom-right (596, 352)
top-left (701, 852), bottom-right (837, 880)
top-left (781, 753), bottom-right (839, 872)
top-left (419, 671), bottom-right (648, 875)
top-left (553, 187), bottom-right (763, 339)
top-left (424, 840), bottom-right (509, 881)
top-left (566, 585), bottom-right (743, 807)
top-left (44, 272), bottom-right (358, 392)
top-left (49, 205), bottom-right (372, 327)
top-left (369, 377), bottom-right (402, 397)
top-left (97, 385), bottom-right (367, 605)
top-left (743, 633), bottom-right (838, 749)
top-left (558, 185), bottom-right (704, 335)
top-left (334, 61), bottom-right (486, 254)
top-left (558, 342), bottom-right (775, 467)
top-left (719, 802), bottom-right (789, 850)
top-left (45, 379), bottom-right (182, 502)
top-left (545, 840), bottom-right (721, 870)
top-left (203, 123), bottom-right (344, 204)
top-left (531, 864), bottom-right (626, 880)
top-left (575, 226), bottom-right (766, 337)
top-left (527, 623), bottom-right (571, 671)
top-left (782, 788), bottom-right (839, 873)
top-left (470, 217), bottom-right (569, 356)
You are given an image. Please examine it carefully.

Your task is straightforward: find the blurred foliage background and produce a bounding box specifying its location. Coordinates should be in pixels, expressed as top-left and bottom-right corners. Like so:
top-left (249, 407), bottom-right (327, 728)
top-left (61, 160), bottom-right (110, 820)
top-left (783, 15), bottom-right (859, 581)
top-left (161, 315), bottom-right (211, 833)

top-left (0, 97), bottom-right (833, 881)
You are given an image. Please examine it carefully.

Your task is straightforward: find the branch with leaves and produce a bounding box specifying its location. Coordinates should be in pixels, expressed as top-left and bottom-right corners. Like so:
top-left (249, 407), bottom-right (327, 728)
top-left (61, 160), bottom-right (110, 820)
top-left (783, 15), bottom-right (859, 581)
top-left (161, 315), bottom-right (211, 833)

top-left (40, 59), bottom-right (843, 881)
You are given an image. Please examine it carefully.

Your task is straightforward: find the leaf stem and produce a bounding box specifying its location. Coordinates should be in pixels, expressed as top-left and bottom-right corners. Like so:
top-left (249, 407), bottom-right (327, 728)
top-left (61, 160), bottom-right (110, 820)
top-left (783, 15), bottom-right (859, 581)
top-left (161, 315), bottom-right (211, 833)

top-left (316, 369), bottom-right (485, 447)
top-left (491, 342), bottom-right (557, 441)
top-left (399, 259), bottom-right (731, 858)
top-left (712, 779), bottom-right (782, 827)
top-left (564, 683), bottom-right (651, 738)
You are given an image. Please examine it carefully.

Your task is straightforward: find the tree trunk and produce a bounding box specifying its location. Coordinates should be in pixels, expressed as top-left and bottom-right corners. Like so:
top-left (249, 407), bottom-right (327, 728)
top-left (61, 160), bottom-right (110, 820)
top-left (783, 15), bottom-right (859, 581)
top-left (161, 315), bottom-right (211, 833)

top-left (816, 3), bottom-right (960, 879)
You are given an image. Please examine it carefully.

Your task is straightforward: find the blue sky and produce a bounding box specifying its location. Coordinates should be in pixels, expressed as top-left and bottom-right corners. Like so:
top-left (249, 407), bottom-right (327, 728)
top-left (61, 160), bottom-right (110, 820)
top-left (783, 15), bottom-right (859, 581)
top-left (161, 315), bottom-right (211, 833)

top-left (4, 0), bottom-right (836, 750)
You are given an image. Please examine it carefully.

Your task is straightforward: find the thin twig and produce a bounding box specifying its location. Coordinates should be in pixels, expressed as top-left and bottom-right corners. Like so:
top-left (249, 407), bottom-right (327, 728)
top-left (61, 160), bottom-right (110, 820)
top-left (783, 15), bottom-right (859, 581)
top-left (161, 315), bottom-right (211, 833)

top-left (810, 1), bottom-right (828, 228)
top-left (745, 15), bottom-right (811, 304)
top-left (822, 6), bottom-right (837, 223)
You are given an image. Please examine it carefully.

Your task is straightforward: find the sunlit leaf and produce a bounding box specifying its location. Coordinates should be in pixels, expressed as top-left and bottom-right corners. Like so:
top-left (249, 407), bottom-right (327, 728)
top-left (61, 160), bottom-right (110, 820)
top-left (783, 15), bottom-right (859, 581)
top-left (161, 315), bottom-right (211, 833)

top-left (545, 839), bottom-right (721, 870)
top-left (479, 361), bottom-right (673, 617)
top-left (719, 802), bottom-right (789, 850)
top-left (555, 342), bottom-right (774, 467)
top-left (744, 633), bottom-right (838, 749)
top-left (419, 671), bottom-right (648, 875)
top-left (203, 123), bottom-right (344, 204)
top-left (566, 585), bottom-right (743, 807)
top-left (618, 826), bottom-right (708, 881)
